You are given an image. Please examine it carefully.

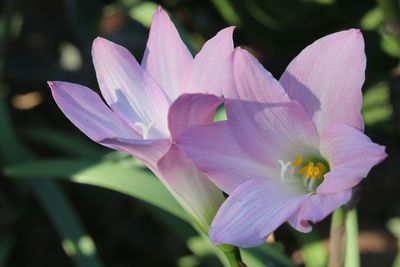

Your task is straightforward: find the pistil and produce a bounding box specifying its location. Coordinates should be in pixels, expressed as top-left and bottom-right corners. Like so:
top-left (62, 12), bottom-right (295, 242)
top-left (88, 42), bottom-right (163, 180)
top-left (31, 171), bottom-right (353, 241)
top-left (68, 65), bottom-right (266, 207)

top-left (134, 121), bottom-right (155, 140)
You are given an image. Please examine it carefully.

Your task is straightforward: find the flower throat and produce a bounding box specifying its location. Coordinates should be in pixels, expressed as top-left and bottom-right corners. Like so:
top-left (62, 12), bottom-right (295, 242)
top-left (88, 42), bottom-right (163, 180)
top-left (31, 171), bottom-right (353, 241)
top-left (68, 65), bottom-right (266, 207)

top-left (278, 155), bottom-right (329, 192)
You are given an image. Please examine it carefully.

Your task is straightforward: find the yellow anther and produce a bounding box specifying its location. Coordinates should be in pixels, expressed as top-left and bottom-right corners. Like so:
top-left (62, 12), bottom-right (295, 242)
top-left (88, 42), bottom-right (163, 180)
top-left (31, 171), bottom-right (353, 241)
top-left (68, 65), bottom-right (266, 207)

top-left (299, 166), bottom-right (306, 175)
top-left (292, 156), bottom-right (304, 167)
top-left (299, 162), bottom-right (310, 175)
top-left (305, 163), bottom-right (314, 178)
top-left (297, 160), bottom-right (327, 179)
top-left (317, 162), bottom-right (326, 174)
top-left (312, 167), bottom-right (320, 178)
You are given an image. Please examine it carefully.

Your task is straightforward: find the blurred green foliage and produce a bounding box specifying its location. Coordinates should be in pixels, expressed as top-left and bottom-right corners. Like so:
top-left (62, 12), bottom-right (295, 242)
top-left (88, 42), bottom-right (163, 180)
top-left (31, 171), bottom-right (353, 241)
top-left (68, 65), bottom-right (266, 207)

top-left (0, 0), bottom-right (400, 266)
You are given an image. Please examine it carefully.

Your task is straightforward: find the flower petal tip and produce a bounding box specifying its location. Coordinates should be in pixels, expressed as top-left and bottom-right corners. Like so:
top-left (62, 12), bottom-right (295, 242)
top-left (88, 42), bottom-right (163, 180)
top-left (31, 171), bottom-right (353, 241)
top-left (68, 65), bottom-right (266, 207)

top-left (92, 37), bottom-right (119, 53)
top-left (47, 81), bottom-right (64, 90)
top-left (347, 28), bottom-right (363, 39)
top-left (233, 46), bottom-right (245, 54)
top-left (153, 5), bottom-right (169, 20)
top-left (47, 81), bottom-right (55, 88)
top-left (93, 36), bottom-right (105, 45)
top-left (156, 5), bottom-right (164, 13)
top-left (379, 146), bottom-right (388, 162)
top-left (233, 47), bottom-right (253, 60)
top-left (349, 28), bottom-right (362, 34)
top-left (215, 26), bottom-right (235, 44)
top-left (338, 28), bottom-right (363, 42)
top-left (223, 26), bottom-right (236, 34)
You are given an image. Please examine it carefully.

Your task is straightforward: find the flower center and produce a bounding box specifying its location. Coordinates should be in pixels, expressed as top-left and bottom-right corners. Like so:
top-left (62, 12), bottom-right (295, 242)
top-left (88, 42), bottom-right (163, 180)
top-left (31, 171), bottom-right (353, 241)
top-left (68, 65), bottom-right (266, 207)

top-left (278, 155), bottom-right (328, 192)
top-left (134, 121), bottom-right (155, 140)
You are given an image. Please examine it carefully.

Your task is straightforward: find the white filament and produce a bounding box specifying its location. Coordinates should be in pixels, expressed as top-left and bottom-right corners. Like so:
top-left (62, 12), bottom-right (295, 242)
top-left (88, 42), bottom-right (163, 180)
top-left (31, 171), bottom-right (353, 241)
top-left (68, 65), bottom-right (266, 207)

top-left (278, 160), bottom-right (291, 182)
top-left (308, 179), bottom-right (315, 192)
top-left (134, 121), bottom-right (155, 140)
top-left (302, 177), bottom-right (306, 187)
top-left (277, 160), bottom-right (300, 184)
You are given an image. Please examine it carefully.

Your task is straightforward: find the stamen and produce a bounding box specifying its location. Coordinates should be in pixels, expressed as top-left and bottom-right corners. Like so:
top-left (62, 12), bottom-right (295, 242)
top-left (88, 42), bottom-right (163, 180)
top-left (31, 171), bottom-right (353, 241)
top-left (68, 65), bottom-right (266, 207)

top-left (291, 156), bottom-right (303, 167)
top-left (299, 162), bottom-right (314, 177)
top-left (317, 162), bottom-right (326, 174)
top-left (305, 162), bottom-right (314, 178)
top-left (134, 121), bottom-right (155, 140)
top-left (303, 177), bottom-right (308, 187)
top-left (299, 166), bottom-right (305, 175)
top-left (278, 160), bottom-right (291, 181)
top-left (280, 156), bottom-right (328, 191)
top-left (312, 166), bottom-right (320, 178)
top-left (308, 178), bottom-right (315, 191)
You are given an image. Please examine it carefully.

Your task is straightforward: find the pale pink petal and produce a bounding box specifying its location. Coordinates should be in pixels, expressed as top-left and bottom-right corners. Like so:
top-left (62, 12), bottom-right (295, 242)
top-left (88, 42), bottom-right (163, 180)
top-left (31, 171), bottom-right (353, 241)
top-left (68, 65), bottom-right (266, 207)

top-left (181, 27), bottom-right (235, 96)
top-left (141, 6), bottom-right (193, 101)
top-left (168, 93), bottom-right (223, 139)
top-left (280, 29), bottom-right (366, 133)
top-left (287, 213), bottom-right (312, 233)
top-left (176, 121), bottom-right (267, 194)
top-left (48, 81), bottom-right (168, 165)
top-left (48, 81), bottom-right (135, 140)
top-left (223, 48), bottom-right (289, 103)
top-left (222, 48), bottom-right (317, 166)
top-left (225, 99), bottom-right (319, 169)
top-left (209, 179), bottom-right (309, 247)
top-left (92, 37), bottom-right (169, 138)
top-left (318, 123), bottom-right (386, 193)
top-left (288, 190), bottom-right (352, 232)
top-left (157, 145), bottom-right (225, 231)
top-left (101, 137), bottom-right (170, 168)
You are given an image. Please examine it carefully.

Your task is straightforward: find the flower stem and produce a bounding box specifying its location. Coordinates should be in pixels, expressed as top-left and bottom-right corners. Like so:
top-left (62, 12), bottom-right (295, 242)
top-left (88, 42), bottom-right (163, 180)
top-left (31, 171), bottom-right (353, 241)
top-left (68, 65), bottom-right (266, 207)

top-left (328, 207), bottom-right (361, 267)
top-left (328, 207), bottom-right (346, 267)
top-left (345, 209), bottom-right (360, 267)
top-left (219, 245), bottom-right (246, 267)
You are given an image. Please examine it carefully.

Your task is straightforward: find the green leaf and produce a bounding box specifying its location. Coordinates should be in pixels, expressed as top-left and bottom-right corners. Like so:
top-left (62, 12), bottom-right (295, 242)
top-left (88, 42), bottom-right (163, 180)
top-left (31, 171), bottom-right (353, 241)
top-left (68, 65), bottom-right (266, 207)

top-left (177, 255), bottom-right (201, 267)
top-left (4, 156), bottom-right (300, 267)
top-left (22, 127), bottom-right (104, 157)
top-left (0, 229), bottom-right (17, 266)
top-left (360, 7), bottom-right (384, 30)
top-left (387, 218), bottom-right (400, 267)
top-left (294, 230), bottom-right (327, 267)
top-left (240, 250), bottom-right (266, 267)
top-left (144, 201), bottom-right (228, 267)
top-left (0, 0), bottom-right (103, 265)
top-left (362, 82), bottom-right (393, 126)
top-left (211, 0), bottom-right (242, 26)
top-left (380, 30), bottom-right (400, 58)
top-left (244, 0), bottom-right (279, 29)
top-left (243, 244), bottom-right (295, 267)
top-left (214, 105), bottom-right (227, 122)
top-left (4, 157), bottom-right (188, 221)
top-left (31, 180), bottom-right (103, 267)
top-left (128, 1), bottom-right (158, 28)
top-left (0, 101), bottom-right (104, 267)
top-left (393, 254), bottom-right (400, 267)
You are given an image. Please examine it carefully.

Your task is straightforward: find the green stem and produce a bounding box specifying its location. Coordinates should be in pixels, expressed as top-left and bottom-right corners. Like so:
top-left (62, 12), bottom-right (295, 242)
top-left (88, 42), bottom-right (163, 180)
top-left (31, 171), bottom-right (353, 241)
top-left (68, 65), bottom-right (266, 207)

top-left (345, 209), bottom-right (360, 267)
top-left (329, 207), bottom-right (361, 267)
top-left (219, 245), bottom-right (246, 267)
top-left (328, 207), bottom-right (346, 267)
top-left (393, 250), bottom-right (400, 267)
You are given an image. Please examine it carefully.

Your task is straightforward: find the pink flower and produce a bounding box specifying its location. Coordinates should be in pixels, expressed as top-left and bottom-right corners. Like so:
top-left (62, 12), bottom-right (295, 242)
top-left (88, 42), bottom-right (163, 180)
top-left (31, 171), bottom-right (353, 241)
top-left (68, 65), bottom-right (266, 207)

top-left (48, 7), bottom-right (234, 231)
top-left (177, 29), bottom-right (387, 247)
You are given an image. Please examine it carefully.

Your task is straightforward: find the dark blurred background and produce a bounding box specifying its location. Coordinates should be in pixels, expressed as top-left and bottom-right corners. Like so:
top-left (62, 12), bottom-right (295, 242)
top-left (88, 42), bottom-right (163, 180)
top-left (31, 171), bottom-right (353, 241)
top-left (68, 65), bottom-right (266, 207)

top-left (0, 0), bottom-right (399, 266)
